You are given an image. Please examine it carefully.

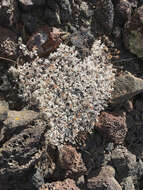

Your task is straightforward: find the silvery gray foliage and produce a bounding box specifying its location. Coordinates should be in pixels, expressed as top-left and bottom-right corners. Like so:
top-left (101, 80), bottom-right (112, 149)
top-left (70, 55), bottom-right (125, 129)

top-left (10, 40), bottom-right (115, 145)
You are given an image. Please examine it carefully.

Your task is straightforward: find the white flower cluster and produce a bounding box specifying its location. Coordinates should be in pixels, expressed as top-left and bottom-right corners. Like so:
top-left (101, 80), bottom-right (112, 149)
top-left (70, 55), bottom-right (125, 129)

top-left (18, 37), bottom-right (38, 59)
top-left (1, 37), bottom-right (17, 57)
top-left (11, 41), bottom-right (115, 145)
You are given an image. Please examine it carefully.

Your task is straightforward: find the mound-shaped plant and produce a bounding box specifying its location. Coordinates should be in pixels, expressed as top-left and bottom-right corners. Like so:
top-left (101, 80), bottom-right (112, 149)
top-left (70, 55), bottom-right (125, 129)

top-left (10, 40), bottom-right (115, 145)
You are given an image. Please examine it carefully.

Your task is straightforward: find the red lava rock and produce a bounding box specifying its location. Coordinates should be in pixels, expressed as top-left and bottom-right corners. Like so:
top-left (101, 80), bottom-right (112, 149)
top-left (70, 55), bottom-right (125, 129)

top-left (0, 26), bottom-right (17, 59)
top-left (87, 166), bottom-right (122, 190)
top-left (40, 178), bottom-right (80, 190)
top-left (96, 111), bottom-right (127, 144)
top-left (27, 26), bottom-right (69, 56)
top-left (57, 145), bottom-right (87, 178)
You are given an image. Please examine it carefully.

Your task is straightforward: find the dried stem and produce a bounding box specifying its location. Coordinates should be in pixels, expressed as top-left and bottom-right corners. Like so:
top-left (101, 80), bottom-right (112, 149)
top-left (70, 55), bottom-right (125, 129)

top-left (0, 56), bottom-right (15, 63)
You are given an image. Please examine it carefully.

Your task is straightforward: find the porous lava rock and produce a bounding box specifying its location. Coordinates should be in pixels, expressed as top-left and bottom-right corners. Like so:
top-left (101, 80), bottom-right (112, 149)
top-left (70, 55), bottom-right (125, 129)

top-left (55, 145), bottom-right (87, 178)
top-left (96, 111), bottom-right (127, 144)
top-left (0, 109), bottom-right (39, 144)
top-left (0, 116), bottom-right (47, 176)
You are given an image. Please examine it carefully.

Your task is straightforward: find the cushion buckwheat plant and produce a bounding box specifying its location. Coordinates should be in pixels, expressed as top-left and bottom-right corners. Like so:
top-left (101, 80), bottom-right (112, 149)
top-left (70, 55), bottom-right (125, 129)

top-left (10, 40), bottom-right (115, 145)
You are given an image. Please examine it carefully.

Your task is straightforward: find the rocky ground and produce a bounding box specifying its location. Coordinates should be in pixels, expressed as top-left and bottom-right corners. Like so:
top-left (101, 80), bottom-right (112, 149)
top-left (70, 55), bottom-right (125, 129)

top-left (0, 0), bottom-right (143, 189)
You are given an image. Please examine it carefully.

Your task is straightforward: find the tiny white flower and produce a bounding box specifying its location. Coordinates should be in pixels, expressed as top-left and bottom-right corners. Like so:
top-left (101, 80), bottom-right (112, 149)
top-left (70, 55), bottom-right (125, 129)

top-left (10, 40), bottom-right (115, 145)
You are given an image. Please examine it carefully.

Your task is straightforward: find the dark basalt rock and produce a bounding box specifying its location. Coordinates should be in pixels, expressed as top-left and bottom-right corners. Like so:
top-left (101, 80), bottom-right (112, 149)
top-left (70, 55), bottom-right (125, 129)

top-left (123, 5), bottom-right (143, 58)
top-left (114, 0), bottom-right (132, 27)
top-left (93, 0), bottom-right (114, 34)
